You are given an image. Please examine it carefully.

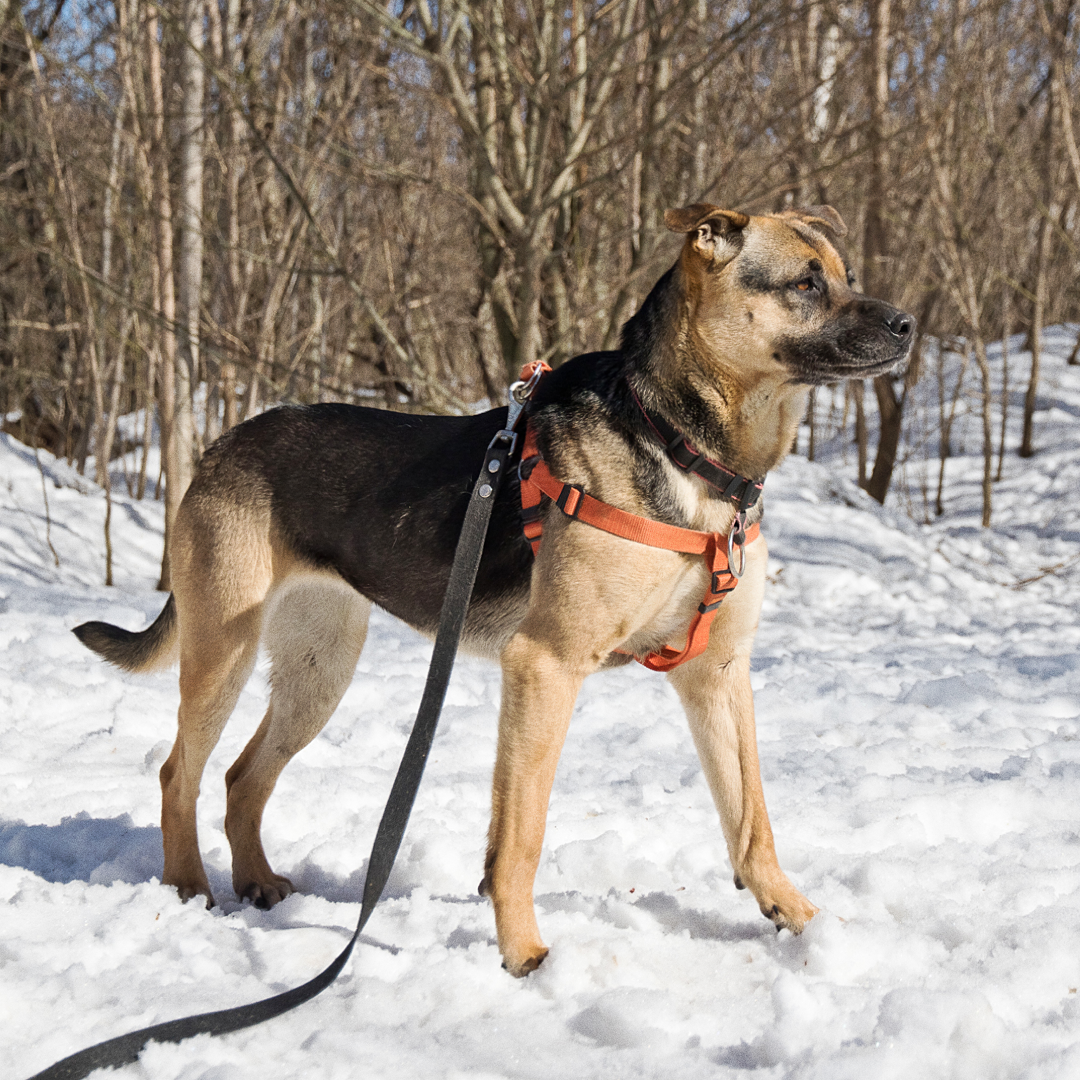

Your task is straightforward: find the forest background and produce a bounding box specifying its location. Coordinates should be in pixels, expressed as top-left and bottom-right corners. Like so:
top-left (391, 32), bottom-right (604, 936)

top-left (1, 0), bottom-right (1079, 587)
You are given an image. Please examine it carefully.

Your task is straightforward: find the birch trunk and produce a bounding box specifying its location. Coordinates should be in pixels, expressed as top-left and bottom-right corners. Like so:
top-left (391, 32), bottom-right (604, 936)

top-left (176, 0), bottom-right (203, 468)
top-left (147, 7), bottom-right (179, 590)
top-left (1020, 19), bottom-right (1063, 459)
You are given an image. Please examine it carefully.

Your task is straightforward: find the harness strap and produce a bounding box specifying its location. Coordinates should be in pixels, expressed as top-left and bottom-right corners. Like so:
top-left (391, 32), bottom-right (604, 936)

top-left (519, 422), bottom-right (760, 672)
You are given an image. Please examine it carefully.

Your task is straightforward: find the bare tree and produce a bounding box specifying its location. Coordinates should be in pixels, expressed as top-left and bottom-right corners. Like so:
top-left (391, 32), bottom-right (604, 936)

top-left (3, 0), bottom-right (1079, 582)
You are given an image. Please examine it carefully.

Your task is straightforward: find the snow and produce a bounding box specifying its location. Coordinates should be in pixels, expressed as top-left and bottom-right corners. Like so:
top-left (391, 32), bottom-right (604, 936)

top-left (3, 329), bottom-right (1080, 1079)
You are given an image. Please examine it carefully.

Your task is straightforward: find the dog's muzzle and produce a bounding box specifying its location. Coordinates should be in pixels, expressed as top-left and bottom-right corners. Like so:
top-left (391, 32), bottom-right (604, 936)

top-left (779, 299), bottom-right (917, 385)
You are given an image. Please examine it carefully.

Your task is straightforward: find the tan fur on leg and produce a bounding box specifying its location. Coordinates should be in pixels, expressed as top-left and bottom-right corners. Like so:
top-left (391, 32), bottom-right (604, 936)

top-left (667, 538), bottom-right (816, 932)
top-left (483, 518), bottom-right (709, 974)
top-left (225, 575), bottom-right (370, 907)
top-left (162, 594), bottom-right (263, 906)
top-left (162, 488), bottom-right (273, 905)
top-left (484, 630), bottom-right (587, 975)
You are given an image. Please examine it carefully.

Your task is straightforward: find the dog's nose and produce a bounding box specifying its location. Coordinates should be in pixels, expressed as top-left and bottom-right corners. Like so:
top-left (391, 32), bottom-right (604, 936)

top-left (887, 312), bottom-right (914, 340)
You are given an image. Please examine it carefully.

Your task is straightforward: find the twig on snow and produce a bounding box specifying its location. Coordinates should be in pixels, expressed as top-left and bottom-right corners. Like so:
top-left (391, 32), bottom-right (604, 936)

top-left (33, 445), bottom-right (61, 568)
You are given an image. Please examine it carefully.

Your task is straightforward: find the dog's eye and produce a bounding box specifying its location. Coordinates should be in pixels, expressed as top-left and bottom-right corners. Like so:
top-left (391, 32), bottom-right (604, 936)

top-left (793, 279), bottom-right (816, 293)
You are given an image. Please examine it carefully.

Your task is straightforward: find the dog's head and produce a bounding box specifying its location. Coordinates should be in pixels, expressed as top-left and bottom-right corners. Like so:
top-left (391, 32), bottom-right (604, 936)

top-left (664, 203), bottom-right (914, 386)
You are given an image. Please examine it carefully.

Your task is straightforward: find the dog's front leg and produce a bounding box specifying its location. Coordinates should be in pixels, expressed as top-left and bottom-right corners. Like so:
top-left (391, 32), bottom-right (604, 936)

top-left (483, 624), bottom-right (589, 976)
top-left (482, 515), bottom-right (647, 976)
top-left (667, 539), bottom-right (817, 933)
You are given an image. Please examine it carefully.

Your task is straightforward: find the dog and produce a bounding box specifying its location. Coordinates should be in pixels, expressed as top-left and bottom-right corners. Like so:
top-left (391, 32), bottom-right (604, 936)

top-left (74, 203), bottom-right (913, 977)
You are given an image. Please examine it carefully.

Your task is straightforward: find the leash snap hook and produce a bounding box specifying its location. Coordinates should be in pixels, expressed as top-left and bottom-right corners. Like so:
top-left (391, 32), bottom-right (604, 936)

top-left (727, 512), bottom-right (748, 579)
top-left (510, 361), bottom-right (548, 406)
top-left (506, 361), bottom-right (550, 434)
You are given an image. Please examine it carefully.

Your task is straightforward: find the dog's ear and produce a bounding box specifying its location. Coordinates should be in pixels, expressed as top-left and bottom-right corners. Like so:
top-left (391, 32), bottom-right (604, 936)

top-left (779, 205), bottom-right (848, 238)
top-left (665, 204), bottom-right (749, 265)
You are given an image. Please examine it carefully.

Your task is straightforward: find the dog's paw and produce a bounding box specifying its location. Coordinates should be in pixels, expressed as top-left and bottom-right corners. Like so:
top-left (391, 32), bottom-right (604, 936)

top-left (170, 879), bottom-right (215, 908)
top-left (501, 946), bottom-right (549, 978)
top-left (239, 875), bottom-right (295, 909)
top-left (760, 890), bottom-right (818, 934)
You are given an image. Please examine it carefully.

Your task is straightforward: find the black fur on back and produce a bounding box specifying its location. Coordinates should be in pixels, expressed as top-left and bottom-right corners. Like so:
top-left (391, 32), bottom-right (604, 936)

top-left (618, 265), bottom-right (679, 366)
top-left (183, 299), bottom-right (695, 641)
top-left (192, 404), bottom-right (536, 638)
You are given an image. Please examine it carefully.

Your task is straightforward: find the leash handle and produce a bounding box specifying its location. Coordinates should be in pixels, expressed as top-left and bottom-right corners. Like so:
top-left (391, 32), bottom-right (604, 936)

top-left (25, 392), bottom-right (536, 1080)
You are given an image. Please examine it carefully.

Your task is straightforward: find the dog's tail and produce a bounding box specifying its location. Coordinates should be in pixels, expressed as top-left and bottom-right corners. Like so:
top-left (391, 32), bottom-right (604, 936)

top-left (73, 594), bottom-right (180, 673)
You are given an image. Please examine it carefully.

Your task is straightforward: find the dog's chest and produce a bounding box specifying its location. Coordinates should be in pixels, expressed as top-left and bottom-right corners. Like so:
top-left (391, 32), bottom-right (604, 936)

top-left (664, 464), bottom-right (740, 534)
top-left (619, 466), bottom-right (750, 656)
top-left (616, 553), bottom-right (711, 659)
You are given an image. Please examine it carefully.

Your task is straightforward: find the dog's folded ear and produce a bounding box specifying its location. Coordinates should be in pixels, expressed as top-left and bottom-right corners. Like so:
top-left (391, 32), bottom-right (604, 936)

top-left (665, 204), bottom-right (749, 266)
top-left (777, 205), bottom-right (849, 238)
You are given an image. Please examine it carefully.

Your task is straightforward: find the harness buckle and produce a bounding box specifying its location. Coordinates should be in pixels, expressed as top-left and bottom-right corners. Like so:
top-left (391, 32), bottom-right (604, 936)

top-left (710, 571), bottom-right (736, 594)
top-left (555, 483), bottom-right (585, 518)
top-left (727, 512), bottom-right (748, 579)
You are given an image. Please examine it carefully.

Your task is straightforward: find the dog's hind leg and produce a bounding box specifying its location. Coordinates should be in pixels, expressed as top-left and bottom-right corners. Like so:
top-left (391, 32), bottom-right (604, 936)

top-left (160, 495), bottom-right (274, 907)
top-left (161, 602), bottom-right (262, 907)
top-left (224, 575), bottom-right (370, 908)
top-left (666, 538), bottom-right (817, 933)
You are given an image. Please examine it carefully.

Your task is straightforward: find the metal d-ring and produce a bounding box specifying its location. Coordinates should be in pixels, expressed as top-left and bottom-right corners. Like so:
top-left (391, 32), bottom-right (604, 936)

top-left (727, 513), bottom-right (747, 579)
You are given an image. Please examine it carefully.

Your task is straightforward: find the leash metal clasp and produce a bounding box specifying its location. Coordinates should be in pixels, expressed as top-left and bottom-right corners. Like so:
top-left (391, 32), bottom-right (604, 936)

top-left (727, 512), bottom-right (747, 579)
top-left (503, 362), bottom-right (547, 442)
top-left (511, 362), bottom-right (547, 405)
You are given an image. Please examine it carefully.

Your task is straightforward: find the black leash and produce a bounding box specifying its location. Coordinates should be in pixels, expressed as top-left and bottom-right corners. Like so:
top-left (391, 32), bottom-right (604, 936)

top-left (27, 385), bottom-right (535, 1080)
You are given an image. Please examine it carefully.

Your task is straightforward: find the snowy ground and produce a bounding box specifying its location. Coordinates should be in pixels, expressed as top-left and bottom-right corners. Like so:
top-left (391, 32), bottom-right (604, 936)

top-left (3, 330), bottom-right (1080, 1079)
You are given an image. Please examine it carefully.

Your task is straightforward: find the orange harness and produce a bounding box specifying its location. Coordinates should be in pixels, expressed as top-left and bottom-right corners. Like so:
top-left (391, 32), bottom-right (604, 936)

top-left (518, 421), bottom-right (761, 672)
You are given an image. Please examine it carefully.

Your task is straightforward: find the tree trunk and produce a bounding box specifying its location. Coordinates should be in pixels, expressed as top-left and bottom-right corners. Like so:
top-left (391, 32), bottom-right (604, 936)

top-left (865, 376), bottom-right (901, 503)
top-left (220, 0), bottom-right (247, 431)
top-left (862, 0), bottom-right (891, 299)
top-left (147, 6), bottom-right (179, 590)
top-left (602, 4), bottom-right (672, 349)
top-left (863, 0), bottom-right (899, 500)
top-left (176, 0), bottom-right (203, 471)
top-left (996, 283), bottom-right (1011, 479)
top-left (1019, 211), bottom-right (1052, 458)
top-left (1019, 49), bottom-right (1059, 459)
top-left (852, 380), bottom-right (868, 488)
top-left (957, 265), bottom-right (995, 526)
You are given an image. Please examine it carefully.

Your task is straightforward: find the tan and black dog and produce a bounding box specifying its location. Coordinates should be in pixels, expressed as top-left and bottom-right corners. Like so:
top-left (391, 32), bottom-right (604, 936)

top-left (75, 203), bottom-right (913, 977)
